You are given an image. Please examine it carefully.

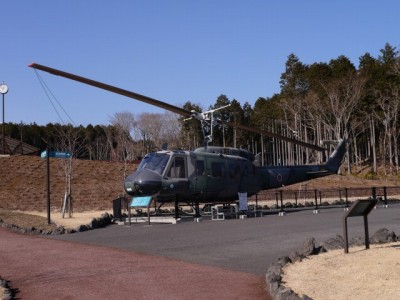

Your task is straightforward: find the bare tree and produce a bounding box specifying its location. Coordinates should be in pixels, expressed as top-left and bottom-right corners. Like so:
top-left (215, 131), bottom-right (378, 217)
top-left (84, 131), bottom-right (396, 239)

top-left (134, 112), bottom-right (181, 151)
top-left (374, 85), bottom-right (400, 174)
top-left (53, 124), bottom-right (85, 217)
top-left (318, 74), bottom-right (366, 140)
top-left (133, 113), bottom-right (157, 153)
top-left (309, 74), bottom-right (366, 173)
top-left (109, 112), bottom-right (137, 161)
top-left (162, 111), bottom-right (183, 149)
top-left (280, 95), bottom-right (321, 164)
top-left (391, 57), bottom-right (400, 76)
top-left (109, 112), bottom-right (136, 134)
top-left (84, 125), bottom-right (110, 160)
top-left (108, 112), bottom-right (137, 193)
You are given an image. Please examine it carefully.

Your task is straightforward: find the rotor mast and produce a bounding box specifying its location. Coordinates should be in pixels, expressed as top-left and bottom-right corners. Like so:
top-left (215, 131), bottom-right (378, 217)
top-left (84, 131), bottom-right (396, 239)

top-left (185, 104), bottom-right (231, 147)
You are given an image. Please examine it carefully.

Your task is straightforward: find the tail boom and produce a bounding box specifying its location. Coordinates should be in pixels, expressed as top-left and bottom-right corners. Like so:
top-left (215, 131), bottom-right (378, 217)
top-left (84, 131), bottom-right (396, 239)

top-left (258, 140), bottom-right (346, 189)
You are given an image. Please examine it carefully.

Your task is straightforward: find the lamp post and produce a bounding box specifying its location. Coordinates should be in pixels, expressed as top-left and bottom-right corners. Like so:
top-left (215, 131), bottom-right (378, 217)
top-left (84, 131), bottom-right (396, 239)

top-left (40, 138), bottom-right (51, 225)
top-left (0, 83), bottom-right (9, 155)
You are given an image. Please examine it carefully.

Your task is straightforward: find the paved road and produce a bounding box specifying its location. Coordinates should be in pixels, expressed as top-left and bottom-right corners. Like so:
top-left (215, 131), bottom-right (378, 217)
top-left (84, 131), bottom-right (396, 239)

top-left (52, 204), bottom-right (400, 275)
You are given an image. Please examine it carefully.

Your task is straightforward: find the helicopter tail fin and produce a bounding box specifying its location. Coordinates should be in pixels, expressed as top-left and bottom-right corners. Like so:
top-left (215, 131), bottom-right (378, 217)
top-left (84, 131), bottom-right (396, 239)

top-left (325, 139), bottom-right (346, 173)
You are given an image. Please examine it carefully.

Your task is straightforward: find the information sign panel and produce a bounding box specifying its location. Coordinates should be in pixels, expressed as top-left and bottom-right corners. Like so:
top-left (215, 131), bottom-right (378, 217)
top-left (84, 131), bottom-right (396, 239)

top-left (130, 196), bottom-right (152, 207)
top-left (343, 198), bottom-right (377, 253)
top-left (238, 192), bottom-right (248, 211)
top-left (128, 196), bottom-right (152, 226)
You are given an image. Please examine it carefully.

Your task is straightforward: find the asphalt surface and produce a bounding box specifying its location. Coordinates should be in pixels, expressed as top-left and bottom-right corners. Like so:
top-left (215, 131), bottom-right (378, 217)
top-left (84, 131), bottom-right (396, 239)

top-left (0, 228), bottom-right (268, 300)
top-left (52, 204), bottom-right (400, 275)
top-left (2, 204), bottom-right (399, 299)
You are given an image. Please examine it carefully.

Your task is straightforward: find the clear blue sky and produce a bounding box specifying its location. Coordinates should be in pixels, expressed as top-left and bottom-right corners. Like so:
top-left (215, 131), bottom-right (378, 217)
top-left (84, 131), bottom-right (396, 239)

top-left (1, 1), bottom-right (399, 126)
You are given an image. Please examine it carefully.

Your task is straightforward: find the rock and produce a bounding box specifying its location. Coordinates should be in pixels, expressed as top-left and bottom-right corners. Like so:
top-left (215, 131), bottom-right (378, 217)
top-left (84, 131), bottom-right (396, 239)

top-left (18, 228), bottom-right (27, 234)
top-left (349, 235), bottom-right (365, 247)
top-left (28, 226), bottom-right (42, 235)
top-left (277, 256), bottom-right (292, 266)
top-left (268, 280), bottom-right (280, 296)
top-left (265, 237), bottom-right (320, 300)
top-left (300, 237), bottom-right (316, 256)
top-left (276, 287), bottom-right (302, 300)
top-left (75, 224), bottom-right (89, 232)
top-left (89, 218), bottom-right (98, 229)
top-left (55, 224), bottom-right (65, 234)
top-left (0, 278), bottom-right (12, 300)
top-left (101, 212), bottom-right (111, 222)
top-left (266, 264), bottom-right (282, 283)
top-left (321, 235), bottom-right (344, 250)
top-left (288, 251), bottom-right (305, 263)
top-left (370, 228), bottom-right (397, 244)
top-left (95, 212), bottom-right (112, 228)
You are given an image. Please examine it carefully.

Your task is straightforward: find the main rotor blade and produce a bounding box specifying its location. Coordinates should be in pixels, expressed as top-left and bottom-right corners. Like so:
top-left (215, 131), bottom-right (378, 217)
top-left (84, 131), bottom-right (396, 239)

top-left (222, 121), bottom-right (326, 151)
top-left (29, 63), bottom-right (325, 151)
top-left (29, 63), bottom-right (192, 118)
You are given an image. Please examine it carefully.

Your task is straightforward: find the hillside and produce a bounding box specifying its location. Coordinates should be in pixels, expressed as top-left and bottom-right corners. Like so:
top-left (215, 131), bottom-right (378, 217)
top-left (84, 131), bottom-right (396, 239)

top-left (0, 155), bottom-right (136, 212)
top-left (1, 155), bottom-right (400, 212)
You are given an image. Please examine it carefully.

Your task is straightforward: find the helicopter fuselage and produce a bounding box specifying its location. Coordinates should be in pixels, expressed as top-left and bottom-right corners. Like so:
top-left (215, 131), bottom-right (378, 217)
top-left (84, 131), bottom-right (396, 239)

top-left (124, 148), bottom-right (262, 203)
top-left (124, 141), bottom-right (346, 204)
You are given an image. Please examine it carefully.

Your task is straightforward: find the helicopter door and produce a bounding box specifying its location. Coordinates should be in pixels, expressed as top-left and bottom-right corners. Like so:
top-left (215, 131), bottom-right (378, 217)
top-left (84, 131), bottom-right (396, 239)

top-left (205, 159), bottom-right (227, 199)
top-left (165, 156), bottom-right (189, 193)
top-left (226, 161), bottom-right (241, 196)
top-left (192, 159), bottom-right (207, 194)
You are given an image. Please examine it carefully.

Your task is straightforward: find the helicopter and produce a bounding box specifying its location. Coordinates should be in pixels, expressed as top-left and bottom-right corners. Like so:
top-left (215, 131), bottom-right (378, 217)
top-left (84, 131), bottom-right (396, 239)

top-left (29, 63), bottom-right (346, 217)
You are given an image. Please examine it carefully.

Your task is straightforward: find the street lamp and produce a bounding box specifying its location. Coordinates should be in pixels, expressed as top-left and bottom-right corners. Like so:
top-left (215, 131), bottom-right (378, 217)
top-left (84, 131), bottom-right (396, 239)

top-left (0, 83), bottom-right (9, 155)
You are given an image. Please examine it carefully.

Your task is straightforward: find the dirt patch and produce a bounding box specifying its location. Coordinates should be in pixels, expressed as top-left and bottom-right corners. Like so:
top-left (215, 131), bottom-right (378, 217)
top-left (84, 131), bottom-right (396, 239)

top-left (0, 209), bottom-right (112, 230)
top-left (282, 242), bottom-right (400, 300)
top-left (22, 210), bottom-right (112, 228)
top-left (0, 209), bottom-right (54, 232)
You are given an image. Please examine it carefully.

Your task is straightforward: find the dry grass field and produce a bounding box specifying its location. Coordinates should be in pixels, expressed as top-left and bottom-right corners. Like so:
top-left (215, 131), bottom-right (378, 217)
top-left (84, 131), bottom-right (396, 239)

top-left (283, 242), bottom-right (400, 300)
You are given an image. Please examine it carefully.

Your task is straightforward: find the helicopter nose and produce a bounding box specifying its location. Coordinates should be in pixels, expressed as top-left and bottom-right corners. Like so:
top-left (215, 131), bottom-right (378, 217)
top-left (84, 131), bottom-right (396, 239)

top-left (124, 169), bottom-right (162, 196)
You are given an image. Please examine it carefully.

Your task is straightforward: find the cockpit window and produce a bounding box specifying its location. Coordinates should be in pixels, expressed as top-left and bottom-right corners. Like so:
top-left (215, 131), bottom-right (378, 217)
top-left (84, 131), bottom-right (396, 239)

top-left (167, 156), bottom-right (186, 178)
top-left (137, 153), bottom-right (170, 175)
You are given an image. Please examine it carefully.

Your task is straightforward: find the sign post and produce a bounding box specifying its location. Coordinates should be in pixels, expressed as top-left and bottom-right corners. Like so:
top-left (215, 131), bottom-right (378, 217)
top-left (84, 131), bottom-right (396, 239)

top-left (40, 149), bottom-right (72, 224)
top-left (129, 196), bottom-right (152, 226)
top-left (343, 192), bottom-right (378, 254)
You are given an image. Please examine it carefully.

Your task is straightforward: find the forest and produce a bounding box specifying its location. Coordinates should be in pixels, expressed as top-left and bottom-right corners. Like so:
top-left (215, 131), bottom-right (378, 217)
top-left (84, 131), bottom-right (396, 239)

top-left (3, 43), bottom-right (400, 176)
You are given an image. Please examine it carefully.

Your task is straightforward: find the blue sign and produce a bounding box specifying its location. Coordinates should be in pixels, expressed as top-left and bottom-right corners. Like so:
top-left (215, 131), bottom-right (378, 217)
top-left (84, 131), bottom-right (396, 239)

top-left (130, 196), bottom-right (152, 207)
top-left (41, 151), bottom-right (72, 159)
